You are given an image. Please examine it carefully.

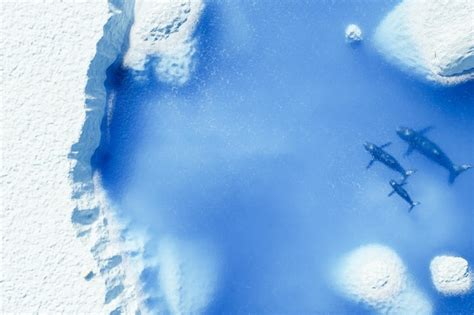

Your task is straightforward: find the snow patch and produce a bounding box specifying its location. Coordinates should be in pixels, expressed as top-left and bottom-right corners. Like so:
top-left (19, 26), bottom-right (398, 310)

top-left (373, 0), bottom-right (474, 85)
top-left (430, 255), bottom-right (472, 295)
top-left (336, 244), bottom-right (432, 315)
top-left (123, 0), bottom-right (204, 85)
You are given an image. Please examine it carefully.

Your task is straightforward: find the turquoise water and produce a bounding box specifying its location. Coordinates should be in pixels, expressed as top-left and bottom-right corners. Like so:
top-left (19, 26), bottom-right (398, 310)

top-left (95, 1), bottom-right (474, 313)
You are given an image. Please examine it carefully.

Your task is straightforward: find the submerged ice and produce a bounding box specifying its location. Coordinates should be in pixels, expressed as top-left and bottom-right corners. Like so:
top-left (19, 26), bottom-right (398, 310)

top-left (336, 244), bottom-right (432, 315)
top-left (156, 238), bottom-right (219, 314)
top-left (97, 1), bottom-right (474, 313)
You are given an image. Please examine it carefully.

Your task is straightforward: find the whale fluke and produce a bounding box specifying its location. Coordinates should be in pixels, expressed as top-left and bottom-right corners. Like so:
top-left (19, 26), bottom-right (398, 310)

top-left (409, 201), bottom-right (420, 213)
top-left (449, 164), bottom-right (472, 184)
top-left (404, 169), bottom-right (416, 179)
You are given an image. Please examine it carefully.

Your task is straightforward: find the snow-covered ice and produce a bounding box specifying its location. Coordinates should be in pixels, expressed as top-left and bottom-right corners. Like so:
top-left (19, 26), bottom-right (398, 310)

top-left (374, 0), bottom-right (474, 85)
top-left (345, 24), bottom-right (362, 44)
top-left (430, 255), bottom-right (472, 295)
top-left (123, 0), bottom-right (204, 85)
top-left (1, 1), bottom-right (111, 313)
top-left (335, 244), bottom-right (432, 315)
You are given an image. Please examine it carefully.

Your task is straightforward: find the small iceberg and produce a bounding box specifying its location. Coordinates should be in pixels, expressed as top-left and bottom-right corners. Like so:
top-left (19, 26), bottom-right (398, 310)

top-left (345, 24), bottom-right (363, 44)
top-left (373, 0), bottom-right (474, 85)
top-left (430, 255), bottom-right (472, 295)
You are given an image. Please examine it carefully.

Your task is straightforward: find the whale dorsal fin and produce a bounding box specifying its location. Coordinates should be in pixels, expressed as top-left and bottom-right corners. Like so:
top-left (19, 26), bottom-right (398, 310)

top-left (418, 126), bottom-right (434, 135)
top-left (380, 142), bottom-right (392, 149)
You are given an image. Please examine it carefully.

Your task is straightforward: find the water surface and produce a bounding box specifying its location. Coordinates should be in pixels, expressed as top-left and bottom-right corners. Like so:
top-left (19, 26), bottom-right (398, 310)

top-left (95, 1), bottom-right (474, 313)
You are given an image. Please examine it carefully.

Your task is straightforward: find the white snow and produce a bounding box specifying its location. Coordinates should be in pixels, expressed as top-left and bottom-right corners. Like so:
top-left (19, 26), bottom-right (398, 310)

top-left (430, 255), bottom-right (472, 295)
top-left (345, 24), bottom-right (363, 44)
top-left (1, 1), bottom-right (110, 313)
top-left (123, 0), bottom-right (204, 85)
top-left (336, 244), bottom-right (432, 315)
top-left (373, 0), bottom-right (474, 85)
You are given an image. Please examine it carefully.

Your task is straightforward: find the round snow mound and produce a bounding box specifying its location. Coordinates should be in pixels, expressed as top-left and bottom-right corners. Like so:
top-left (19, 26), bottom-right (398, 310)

top-left (336, 244), bottom-right (432, 315)
top-left (345, 24), bottom-right (363, 44)
top-left (430, 255), bottom-right (472, 295)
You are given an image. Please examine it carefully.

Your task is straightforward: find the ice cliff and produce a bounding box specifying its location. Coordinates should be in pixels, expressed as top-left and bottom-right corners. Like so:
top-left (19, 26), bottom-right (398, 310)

top-left (69, 0), bottom-right (206, 312)
top-left (374, 0), bottom-right (474, 85)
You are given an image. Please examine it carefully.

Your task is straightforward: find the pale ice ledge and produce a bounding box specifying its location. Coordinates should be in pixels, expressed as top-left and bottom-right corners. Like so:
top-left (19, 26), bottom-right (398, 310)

top-left (373, 0), bottom-right (474, 85)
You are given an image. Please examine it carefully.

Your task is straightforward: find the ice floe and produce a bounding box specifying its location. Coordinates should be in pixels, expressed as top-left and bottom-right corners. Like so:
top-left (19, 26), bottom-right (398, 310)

top-left (430, 255), bottom-right (472, 295)
top-left (336, 244), bottom-right (432, 315)
top-left (123, 0), bottom-right (204, 85)
top-left (374, 0), bottom-right (474, 85)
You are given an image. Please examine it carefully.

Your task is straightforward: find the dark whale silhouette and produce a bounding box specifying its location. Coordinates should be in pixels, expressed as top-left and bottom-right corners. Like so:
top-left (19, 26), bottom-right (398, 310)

top-left (388, 179), bottom-right (420, 212)
top-left (364, 141), bottom-right (416, 179)
top-left (397, 126), bottom-right (472, 184)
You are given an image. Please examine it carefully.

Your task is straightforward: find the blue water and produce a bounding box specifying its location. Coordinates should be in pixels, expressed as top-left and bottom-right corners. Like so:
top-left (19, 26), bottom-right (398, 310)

top-left (95, 1), bottom-right (474, 314)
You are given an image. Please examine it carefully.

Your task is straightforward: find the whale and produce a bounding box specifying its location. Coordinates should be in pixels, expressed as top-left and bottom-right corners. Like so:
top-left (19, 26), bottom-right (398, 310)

top-left (364, 141), bottom-right (415, 179)
top-left (396, 126), bottom-right (472, 183)
top-left (388, 179), bottom-right (420, 212)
